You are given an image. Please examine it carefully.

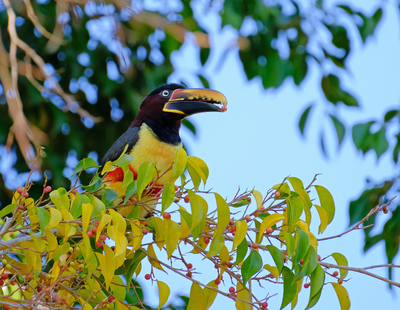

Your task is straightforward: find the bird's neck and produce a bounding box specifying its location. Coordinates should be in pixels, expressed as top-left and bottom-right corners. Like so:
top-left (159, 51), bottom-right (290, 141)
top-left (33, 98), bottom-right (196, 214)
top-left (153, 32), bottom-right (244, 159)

top-left (143, 118), bottom-right (181, 145)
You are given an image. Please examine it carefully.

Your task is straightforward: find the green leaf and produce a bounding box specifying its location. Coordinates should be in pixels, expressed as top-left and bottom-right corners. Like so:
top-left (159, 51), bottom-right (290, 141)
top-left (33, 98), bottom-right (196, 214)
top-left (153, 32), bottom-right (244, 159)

top-left (288, 177), bottom-right (312, 225)
top-left (266, 245), bottom-right (284, 274)
top-left (282, 231), bottom-right (295, 259)
top-left (295, 246), bottom-right (318, 281)
top-left (136, 162), bottom-right (155, 200)
top-left (372, 127), bottom-right (389, 159)
top-left (357, 8), bottom-right (382, 43)
top-left (235, 237), bottom-right (248, 265)
top-left (35, 207), bottom-right (50, 236)
top-left (123, 181), bottom-right (137, 204)
top-left (384, 109), bottom-right (398, 122)
top-left (331, 252), bottom-right (348, 281)
top-left (321, 74), bottom-right (358, 107)
top-left (298, 104), bottom-right (314, 136)
top-left (200, 47), bottom-right (210, 66)
top-left (188, 190), bottom-right (203, 232)
top-left (161, 181), bottom-right (175, 213)
top-left (286, 196), bottom-right (303, 225)
top-left (81, 173), bottom-right (102, 192)
top-left (352, 121), bottom-right (374, 152)
top-left (329, 115), bottom-right (346, 146)
top-left (70, 158), bottom-right (99, 178)
top-left (331, 282), bottom-right (351, 310)
top-left (305, 264), bottom-right (325, 309)
top-left (182, 119), bottom-right (196, 135)
top-left (241, 250), bottom-right (263, 286)
top-left (125, 250), bottom-right (146, 293)
top-left (198, 74), bottom-right (210, 89)
top-left (280, 267), bottom-right (297, 309)
top-left (0, 204), bottom-right (15, 218)
top-left (102, 189), bottom-right (118, 207)
top-left (294, 228), bottom-right (310, 266)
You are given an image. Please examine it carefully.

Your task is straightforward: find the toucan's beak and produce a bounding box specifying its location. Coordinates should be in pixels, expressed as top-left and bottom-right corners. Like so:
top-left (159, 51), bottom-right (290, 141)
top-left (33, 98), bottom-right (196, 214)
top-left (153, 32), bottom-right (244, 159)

top-left (163, 88), bottom-right (228, 116)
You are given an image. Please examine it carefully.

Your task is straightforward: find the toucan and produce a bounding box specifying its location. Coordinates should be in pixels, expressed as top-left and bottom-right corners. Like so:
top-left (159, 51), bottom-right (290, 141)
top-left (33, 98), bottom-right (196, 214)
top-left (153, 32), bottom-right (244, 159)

top-left (100, 83), bottom-right (227, 217)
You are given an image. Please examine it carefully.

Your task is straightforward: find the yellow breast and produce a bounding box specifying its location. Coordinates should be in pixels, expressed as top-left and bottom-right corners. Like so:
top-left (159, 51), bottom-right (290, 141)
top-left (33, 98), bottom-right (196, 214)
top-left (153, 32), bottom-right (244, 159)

top-left (129, 123), bottom-right (182, 184)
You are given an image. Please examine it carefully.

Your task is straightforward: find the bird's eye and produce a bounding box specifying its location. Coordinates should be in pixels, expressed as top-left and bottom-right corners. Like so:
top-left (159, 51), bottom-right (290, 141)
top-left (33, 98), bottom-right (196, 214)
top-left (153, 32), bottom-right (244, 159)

top-left (161, 90), bottom-right (170, 97)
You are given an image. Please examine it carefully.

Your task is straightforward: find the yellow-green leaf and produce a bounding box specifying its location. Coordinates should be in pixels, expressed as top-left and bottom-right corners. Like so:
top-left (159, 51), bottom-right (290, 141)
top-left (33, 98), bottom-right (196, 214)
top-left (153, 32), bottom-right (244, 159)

top-left (166, 220), bottom-right (182, 259)
top-left (205, 234), bottom-right (225, 258)
top-left (0, 204), bottom-right (15, 218)
top-left (236, 282), bottom-right (252, 310)
top-left (152, 217), bottom-right (166, 250)
top-left (215, 193), bottom-right (230, 236)
top-left (314, 204), bottom-right (329, 234)
top-left (204, 281), bottom-right (218, 310)
top-left (288, 177), bottom-right (312, 225)
top-left (331, 252), bottom-right (348, 281)
top-left (171, 148), bottom-right (187, 180)
top-left (49, 188), bottom-right (70, 210)
top-left (187, 156), bottom-right (208, 190)
top-left (188, 156), bottom-right (209, 182)
top-left (82, 203), bottom-right (94, 237)
top-left (157, 280), bottom-right (170, 310)
top-left (314, 185), bottom-right (335, 224)
top-left (137, 162), bottom-right (155, 200)
top-left (96, 213), bottom-right (112, 241)
top-left (258, 214), bottom-right (285, 243)
top-left (188, 190), bottom-right (203, 229)
top-left (232, 220), bottom-right (248, 251)
top-left (187, 282), bottom-right (206, 310)
top-left (45, 208), bottom-right (62, 230)
top-left (95, 245), bottom-right (116, 289)
top-left (273, 182), bottom-right (291, 195)
top-left (264, 264), bottom-right (279, 280)
top-left (252, 190), bottom-right (263, 209)
top-left (331, 282), bottom-right (351, 310)
top-left (147, 244), bottom-right (166, 272)
top-left (161, 181), bottom-right (175, 213)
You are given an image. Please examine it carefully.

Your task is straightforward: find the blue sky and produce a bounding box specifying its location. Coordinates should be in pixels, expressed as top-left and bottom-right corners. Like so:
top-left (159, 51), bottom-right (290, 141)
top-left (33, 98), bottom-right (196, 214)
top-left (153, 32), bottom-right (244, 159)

top-left (140, 0), bottom-right (400, 309)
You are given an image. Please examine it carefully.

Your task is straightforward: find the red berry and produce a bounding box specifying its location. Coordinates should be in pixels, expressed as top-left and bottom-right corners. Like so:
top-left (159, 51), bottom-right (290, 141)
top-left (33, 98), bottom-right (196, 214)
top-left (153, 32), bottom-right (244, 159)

top-left (304, 283), bottom-right (310, 289)
top-left (254, 212), bottom-right (260, 217)
top-left (338, 280), bottom-right (343, 284)
top-left (229, 286), bottom-right (235, 293)
top-left (174, 185), bottom-right (179, 191)
top-left (222, 106), bottom-right (227, 112)
top-left (4, 305), bottom-right (10, 310)
top-left (266, 227), bottom-right (273, 234)
top-left (44, 186), bottom-right (52, 193)
top-left (187, 263), bottom-right (193, 269)
top-left (251, 243), bottom-right (258, 249)
top-left (262, 302), bottom-right (268, 308)
top-left (99, 235), bottom-right (107, 241)
top-left (16, 187), bottom-right (23, 194)
top-left (37, 286), bottom-right (42, 292)
top-left (92, 227), bottom-right (97, 233)
top-left (300, 258), bottom-right (304, 265)
top-left (318, 255), bottom-right (321, 261)
top-left (245, 215), bottom-right (251, 222)
top-left (108, 296), bottom-right (113, 303)
top-left (274, 191), bottom-right (281, 199)
top-left (163, 212), bottom-right (171, 219)
top-left (23, 192), bottom-right (29, 198)
top-left (95, 241), bottom-right (102, 248)
top-left (145, 274), bottom-right (151, 280)
top-left (246, 197), bottom-right (251, 202)
top-left (186, 272), bottom-right (192, 278)
top-left (1, 273), bottom-right (8, 280)
top-left (0, 279), bottom-right (3, 286)
top-left (130, 197), bottom-right (137, 202)
top-left (111, 246), bottom-right (115, 251)
top-left (333, 271), bottom-right (339, 277)
top-left (229, 219), bottom-right (234, 226)
top-left (232, 226), bottom-right (236, 232)
top-left (95, 221), bottom-right (100, 226)
top-left (204, 237), bottom-right (210, 244)
top-left (184, 195), bottom-right (190, 203)
top-left (214, 278), bottom-right (221, 285)
top-left (232, 231), bottom-right (236, 236)
top-left (87, 231), bottom-right (93, 238)
top-left (142, 228), bottom-right (148, 235)
top-left (71, 189), bottom-right (77, 194)
top-left (227, 226), bottom-right (232, 232)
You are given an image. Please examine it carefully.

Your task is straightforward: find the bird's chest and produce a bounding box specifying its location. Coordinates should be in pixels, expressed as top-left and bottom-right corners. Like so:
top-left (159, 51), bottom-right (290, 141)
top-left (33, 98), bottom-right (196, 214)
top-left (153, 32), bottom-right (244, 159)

top-left (129, 124), bottom-right (182, 184)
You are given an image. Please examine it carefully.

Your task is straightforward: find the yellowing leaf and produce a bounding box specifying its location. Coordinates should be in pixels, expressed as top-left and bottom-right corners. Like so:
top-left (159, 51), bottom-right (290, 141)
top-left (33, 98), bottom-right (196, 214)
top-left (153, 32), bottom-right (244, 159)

top-left (331, 282), bottom-right (351, 310)
top-left (232, 220), bottom-right (248, 251)
top-left (137, 162), bottom-right (155, 200)
top-left (161, 181), bottom-right (175, 213)
top-left (171, 148), bottom-right (187, 180)
top-left (263, 264), bottom-right (279, 280)
top-left (273, 182), bottom-right (291, 195)
top-left (49, 188), bottom-right (70, 210)
top-left (152, 217), bottom-right (166, 250)
top-left (252, 190), bottom-right (263, 209)
top-left (157, 280), bottom-right (170, 310)
top-left (45, 208), bottom-right (62, 230)
top-left (82, 203), bottom-right (94, 237)
top-left (214, 193), bottom-right (230, 236)
top-left (130, 220), bottom-right (143, 252)
top-left (102, 161), bottom-right (116, 174)
top-left (314, 185), bottom-right (335, 224)
top-left (147, 244), bottom-right (166, 272)
top-left (108, 209), bottom-right (126, 234)
top-left (205, 234), bottom-right (224, 258)
top-left (258, 214), bottom-right (285, 243)
top-left (204, 281), bottom-right (218, 310)
top-left (166, 220), bottom-right (182, 259)
top-left (236, 282), bottom-right (252, 310)
top-left (314, 204), bottom-right (329, 234)
top-left (96, 213), bottom-right (112, 241)
top-left (45, 230), bottom-right (58, 262)
top-left (95, 245), bottom-right (116, 289)
top-left (187, 282), bottom-right (206, 310)
top-left (188, 190), bottom-right (203, 229)
top-left (331, 252), bottom-right (348, 281)
top-left (288, 177), bottom-right (312, 225)
top-left (187, 156), bottom-right (209, 190)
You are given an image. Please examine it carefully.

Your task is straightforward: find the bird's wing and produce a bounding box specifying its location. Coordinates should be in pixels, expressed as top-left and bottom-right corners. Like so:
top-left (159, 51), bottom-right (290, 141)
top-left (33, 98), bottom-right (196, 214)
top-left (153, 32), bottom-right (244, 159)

top-left (100, 126), bottom-right (140, 170)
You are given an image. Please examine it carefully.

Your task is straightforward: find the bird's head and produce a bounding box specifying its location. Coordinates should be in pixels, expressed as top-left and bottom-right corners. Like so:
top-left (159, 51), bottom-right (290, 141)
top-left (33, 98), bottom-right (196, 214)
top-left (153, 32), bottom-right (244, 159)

top-left (131, 83), bottom-right (227, 127)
